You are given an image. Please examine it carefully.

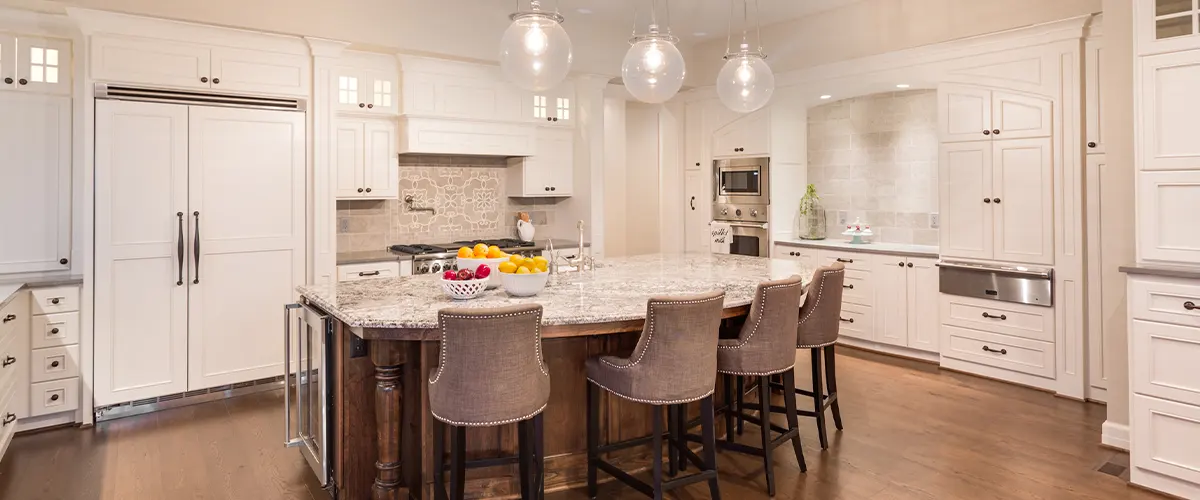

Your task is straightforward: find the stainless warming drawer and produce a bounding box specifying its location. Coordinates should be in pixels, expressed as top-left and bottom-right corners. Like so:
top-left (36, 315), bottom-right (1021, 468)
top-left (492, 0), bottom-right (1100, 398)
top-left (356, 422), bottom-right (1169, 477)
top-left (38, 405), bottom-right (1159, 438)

top-left (937, 261), bottom-right (1053, 307)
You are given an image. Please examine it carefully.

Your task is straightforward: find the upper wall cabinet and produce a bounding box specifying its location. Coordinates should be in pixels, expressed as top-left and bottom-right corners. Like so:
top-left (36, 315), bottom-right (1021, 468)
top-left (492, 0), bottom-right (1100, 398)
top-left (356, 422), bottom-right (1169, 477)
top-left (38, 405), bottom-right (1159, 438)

top-left (507, 127), bottom-right (574, 197)
top-left (523, 81), bottom-right (574, 127)
top-left (333, 51), bottom-right (398, 115)
top-left (939, 84), bottom-right (1052, 143)
top-left (1140, 50), bottom-right (1200, 171)
top-left (0, 34), bottom-right (71, 95)
top-left (1138, 170), bottom-right (1200, 264)
top-left (1085, 36), bottom-right (1106, 154)
top-left (399, 56), bottom-right (522, 122)
top-left (1138, 0), bottom-right (1200, 55)
top-left (334, 119), bottom-right (398, 200)
top-left (712, 109), bottom-right (770, 158)
top-left (90, 34), bottom-right (309, 96)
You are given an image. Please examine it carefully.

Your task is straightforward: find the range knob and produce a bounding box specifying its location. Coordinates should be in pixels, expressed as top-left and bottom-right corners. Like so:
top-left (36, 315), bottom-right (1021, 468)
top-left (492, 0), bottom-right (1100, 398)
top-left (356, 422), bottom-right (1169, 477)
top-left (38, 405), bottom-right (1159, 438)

top-left (431, 263), bottom-right (442, 273)
top-left (721, 208), bottom-right (729, 216)
top-left (418, 265), bottom-right (429, 274)
top-left (750, 209), bottom-right (759, 217)
top-left (735, 209), bottom-right (743, 217)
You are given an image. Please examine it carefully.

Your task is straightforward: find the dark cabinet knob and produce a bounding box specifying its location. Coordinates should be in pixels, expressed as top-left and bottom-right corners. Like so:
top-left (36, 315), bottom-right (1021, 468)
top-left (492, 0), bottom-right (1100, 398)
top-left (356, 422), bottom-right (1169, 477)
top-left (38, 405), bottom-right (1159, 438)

top-left (60, 258), bottom-right (68, 265)
top-left (359, 103), bottom-right (366, 108)
top-left (357, 188), bottom-right (364, 193)
top-left (365, 187), bottom-right (372, 193)
top-left (983, 130), bottom-right (991, 136)
top-left (51, 328), bottom-right (60, 334)
top-left (50, 360), bottom-right (60, 368)
top-left (553, 117), bottom-right (559, 121)
top-left (18, 78), bottom-right (27, 85)
top-left (544, 187), bottom-right (550, 191)
top-left (1185, 301), bottom-right (1196, 311)
top-left (367, 104), bottom-right (374, 109)
top-left (212, 78), bottom-right (220, 84)
top-left (789, 252), bottom-right (796, 256)
top-left (50, 394), bottom-right (59, 402)
top-left (907, 262), bottom-right (913, 268)
top-left (2, 356), bottom-right (14, 367)
top-left (3, 77), bottom-right (11, 84)
top-left (695, 162), bottom-right (700, 167)
top-left (992, 129), bottom-right (1000, 135)
top-left (1088, 142), bottom-right (1097, 148)
top-left (898, 262), bottom-right (904, 267)
top-left (550, 187), bottom-right (556, 191)
top-left (984, 198), bottom-right (992, 203)
top-left (51, 298), bottom-right (60, 305)
top-left (2, 414), bottom-right (14, 425)
top-left (546, 117), bottom-right (552, 121)
top-left (992, 198), bottom-right (1001, 204)
top-left (200, 77), bottom-right (209, 83)
top-left (2, 314), bottom-right (14, 323)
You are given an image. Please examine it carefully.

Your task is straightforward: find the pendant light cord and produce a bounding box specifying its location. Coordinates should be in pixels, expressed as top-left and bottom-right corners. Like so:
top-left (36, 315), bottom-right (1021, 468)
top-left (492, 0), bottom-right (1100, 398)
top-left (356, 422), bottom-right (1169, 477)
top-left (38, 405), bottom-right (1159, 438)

top-left (725, 0), bottom-right (733, 54)
top-left (755, 0), bottom-right (764, 53)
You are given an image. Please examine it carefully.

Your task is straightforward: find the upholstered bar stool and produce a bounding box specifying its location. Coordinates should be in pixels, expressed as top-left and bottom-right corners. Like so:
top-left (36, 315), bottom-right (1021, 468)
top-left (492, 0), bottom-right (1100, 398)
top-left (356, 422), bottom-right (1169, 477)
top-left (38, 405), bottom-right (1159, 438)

top-left (429, 304), bottom-right (550, 500)
top-left (585, 290), bottom-right (726, 500)
top-left (714, 276), bottom-right (807, 496)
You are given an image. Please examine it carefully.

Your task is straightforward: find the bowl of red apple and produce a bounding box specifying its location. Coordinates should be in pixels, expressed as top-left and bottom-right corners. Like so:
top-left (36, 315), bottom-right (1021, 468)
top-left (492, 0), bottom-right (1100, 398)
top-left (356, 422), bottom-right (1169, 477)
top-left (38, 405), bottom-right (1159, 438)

top-left (440, 264), bottom-right (494, 300)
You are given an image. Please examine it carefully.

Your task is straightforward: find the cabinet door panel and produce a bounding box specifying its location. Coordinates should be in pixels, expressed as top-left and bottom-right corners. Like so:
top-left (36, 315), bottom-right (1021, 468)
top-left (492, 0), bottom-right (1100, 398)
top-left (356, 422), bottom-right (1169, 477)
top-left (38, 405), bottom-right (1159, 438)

top-left (992, 138), bottom-right (1054, 265)
top-left (363, 121), bottom-right (398, 199)
top-left (1085, 41), bottom-right (1105, 154)
top-left (712, 110), bottom-right (769, 157)
top-left (333, 68), bottom-right (365, 113)
top-left (685, 101), bottom-right (704, 170)
top-left (685, 171), bottom-right (707, 252)
top-left (209, 47), bottom-right (308, 96)
top-left (874, 258), bottom-right (909, 347)
top-left (907, 258), bottom-right (940, 353)
top-left (1139, 170), bottom-right (1200, 264)
top-left (939, 142), bottom-right (993, 260)
top-left (14, 37), bottom-right (72, 95)
top-left (188, 106), bottom-right (306, 390)
top-left (991, 91), bottom-right (1052, 140)
top-left (1141, 50), bottom-right (1200, 170)
top-left (939, 85), bottom-right (991, 142)
top-left (94, 100), bottom-right (190, 405)
top-left (91, 35), bottom-right (210, 90)
top-left (365, 70), bottom-right (398, 115)
top-left (333, 121), bottom-right (365, 199)
top-left (0, 93), bottom-right (71, 273)
top-left (0, 34), bottom-right (14, 87)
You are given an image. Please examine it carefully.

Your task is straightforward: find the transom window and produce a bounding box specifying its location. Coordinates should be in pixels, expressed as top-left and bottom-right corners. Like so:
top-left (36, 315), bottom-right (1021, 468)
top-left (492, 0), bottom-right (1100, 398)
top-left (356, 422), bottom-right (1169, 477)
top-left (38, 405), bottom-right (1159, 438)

top-left (533, 95), bottom-right (548, 119)
top-left (373, 79), bottom-right (392, 108)
top-left (338, 76), bottom-right (358, 105)
top-left (556, 97), bottom-right (570, 120)
top-left (29, 46), bottom-right (59, 84)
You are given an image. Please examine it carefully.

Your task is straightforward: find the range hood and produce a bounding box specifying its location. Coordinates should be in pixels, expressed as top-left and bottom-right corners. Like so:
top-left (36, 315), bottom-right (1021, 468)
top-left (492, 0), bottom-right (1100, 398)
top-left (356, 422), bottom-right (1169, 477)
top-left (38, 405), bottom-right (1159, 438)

top-left (397, 116), bottom-right (534, 157)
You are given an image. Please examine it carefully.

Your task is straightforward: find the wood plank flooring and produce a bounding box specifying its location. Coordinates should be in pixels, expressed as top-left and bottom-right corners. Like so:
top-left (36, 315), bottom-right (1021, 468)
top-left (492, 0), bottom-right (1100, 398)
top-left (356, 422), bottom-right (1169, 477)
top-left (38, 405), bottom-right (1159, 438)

top-left (0, 348), bottom-right (1160, 500)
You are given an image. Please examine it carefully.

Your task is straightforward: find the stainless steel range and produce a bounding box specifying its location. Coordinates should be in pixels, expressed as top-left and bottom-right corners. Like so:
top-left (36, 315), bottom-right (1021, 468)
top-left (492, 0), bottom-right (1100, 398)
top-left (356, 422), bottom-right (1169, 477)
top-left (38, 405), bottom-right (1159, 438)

top-left (389, 238), bottom-right (544, 275)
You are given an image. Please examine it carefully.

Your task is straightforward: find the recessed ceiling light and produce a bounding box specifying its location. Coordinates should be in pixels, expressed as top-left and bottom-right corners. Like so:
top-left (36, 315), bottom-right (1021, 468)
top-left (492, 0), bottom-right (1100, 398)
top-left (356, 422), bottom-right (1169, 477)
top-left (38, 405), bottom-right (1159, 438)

top-left (693, 32), bottom-right (708, 37)
top-left (577, 8), bottom-right (592, 14)
top-left (896, 84), bottom-right (911, 88)
top-left (819, 95), bottom-right (832, 100)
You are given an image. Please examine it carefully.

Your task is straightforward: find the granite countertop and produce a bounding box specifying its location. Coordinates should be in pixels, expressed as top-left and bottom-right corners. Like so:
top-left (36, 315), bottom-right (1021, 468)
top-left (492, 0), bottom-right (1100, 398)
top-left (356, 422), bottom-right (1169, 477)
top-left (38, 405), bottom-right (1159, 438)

top-left (1120, 264), bottom-right (1200, 281)
top-left (299, 253), bottom-right (811, 329)
top-left (0, 274), bottom-right (84, 309)
top-left (774, 238), bottom-right (939, 258)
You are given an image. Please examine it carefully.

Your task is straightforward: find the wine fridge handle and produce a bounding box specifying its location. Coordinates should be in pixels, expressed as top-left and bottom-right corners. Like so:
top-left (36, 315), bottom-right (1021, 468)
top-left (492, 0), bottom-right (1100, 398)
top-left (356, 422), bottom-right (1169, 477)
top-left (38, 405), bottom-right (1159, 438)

top-left (284, 303), bottom-right (301, 447)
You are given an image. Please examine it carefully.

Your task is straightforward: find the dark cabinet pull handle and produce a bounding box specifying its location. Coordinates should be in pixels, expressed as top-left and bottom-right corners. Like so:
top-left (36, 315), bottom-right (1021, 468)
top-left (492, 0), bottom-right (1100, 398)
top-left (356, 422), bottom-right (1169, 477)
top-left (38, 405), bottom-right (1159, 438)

top-left (992, 129), bottom-right (1000, 135)
top-left (907, 262), bottom-right (913, 268)
top-left (50, 361), bottom-right (60, 368)
top-left (690, 196), bottom-right (695, 210)
top-left (789, 252), bottom-right (796, 256)
top-left (367, 104), bottom-right (374, 109)
top-left (200, 77), bottom-right (209, 83)
top-left (2, 315), bottom-right (14, 323)
top-left (19, 78), bottom-right (28, 85)
top-left (357, 188), bottom-right (364, 193)
top-left (358, 271), bottom-right (381, 277)
top-left (554, 117), bottom-right (559, 121)
top-left (1185, 301), bottom-right (1197, 311)
top-left (51, 298), bottom-right (60, 305)
top-left (982, 312), bottom-right (1007, 320)
top-left (898, 262), bottom-right (905, 267)
top-left (982, 346), bottom-right (1008, 355)
top-left (3, 77), bottom-right (11, 84)
top-left (2, 414), bottom-right (14, 425)
top-left (193, 211), bottom-right (201, 284)
top-left (359, 103), bottom-right (366, 108)
top-left (840, 317), bottom-right (854, 323)
top-left (2, 356), bottom-right (14, 367)
top-left (60, 258), bottom-right (69, 265)
top-left (983, 130), bottom-right (991, 136)
top-left (843, 284), bottom-right (854, 289)
top-left (177, 212), bottom-right (185, 286)
top-left (50, 328), bottom-right (60, 335)
top-left (992, 198), bottom-right (1001, 204)
top-left (551, 187), bottom-right (556, 191)
top-left (365, 187), bottom-right (372, 193)
top-left (695, 162), bottom-right (700, 167)
top-left (50, 394), bottom-right (59, 402)
top-left (547, 117), bottom-right (552, 121)
top-left (836, 258), bottom-right (853, 263)
top-left (212, 78), bottom-right (220, 84)
top-left (984, 198), bottom-right (992, 204)
top-left (1088, 142), bottom-right (1097, 148)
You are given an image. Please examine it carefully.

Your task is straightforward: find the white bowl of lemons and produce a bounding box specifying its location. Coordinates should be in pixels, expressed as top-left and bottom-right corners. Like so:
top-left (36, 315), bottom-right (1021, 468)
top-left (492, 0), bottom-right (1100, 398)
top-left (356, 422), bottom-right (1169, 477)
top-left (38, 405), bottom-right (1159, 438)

top-left (456, 244), bottom-right (510, 289)
top-left (498, 254), bottom-right (550, 297)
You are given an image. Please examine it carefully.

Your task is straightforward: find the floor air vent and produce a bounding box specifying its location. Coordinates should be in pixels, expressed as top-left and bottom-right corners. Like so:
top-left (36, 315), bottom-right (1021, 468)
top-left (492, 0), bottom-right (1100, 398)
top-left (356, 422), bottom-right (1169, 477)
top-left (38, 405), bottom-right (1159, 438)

top-left (94, 375), bottom-right (286, 422)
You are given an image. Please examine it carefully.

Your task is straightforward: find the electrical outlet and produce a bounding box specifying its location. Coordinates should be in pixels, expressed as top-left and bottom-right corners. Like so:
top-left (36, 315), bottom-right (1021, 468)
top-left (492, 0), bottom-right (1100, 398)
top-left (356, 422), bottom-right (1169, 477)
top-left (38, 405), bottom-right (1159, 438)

top-left (837, 211), bottom-right (848, 226)
top-left (930, 213), bottom-right (940, 229)
top-left (338, 218), bottom-right (350, 233)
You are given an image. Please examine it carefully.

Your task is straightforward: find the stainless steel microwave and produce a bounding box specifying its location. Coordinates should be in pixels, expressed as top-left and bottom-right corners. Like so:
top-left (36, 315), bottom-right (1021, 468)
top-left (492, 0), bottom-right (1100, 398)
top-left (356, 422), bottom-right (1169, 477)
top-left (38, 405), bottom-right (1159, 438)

top-left (714, 157), bottom-right (770, 206)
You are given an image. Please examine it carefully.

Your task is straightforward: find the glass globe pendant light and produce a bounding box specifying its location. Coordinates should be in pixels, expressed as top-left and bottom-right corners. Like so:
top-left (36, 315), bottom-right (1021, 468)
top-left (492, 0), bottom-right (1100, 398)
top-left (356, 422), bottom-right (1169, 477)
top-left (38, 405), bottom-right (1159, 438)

top-left (716, 0), bottom-right (775, 113)
top-left (621, 0), bottom-right (686, 104)
top-left (500, 0), bottom-right (572, 92)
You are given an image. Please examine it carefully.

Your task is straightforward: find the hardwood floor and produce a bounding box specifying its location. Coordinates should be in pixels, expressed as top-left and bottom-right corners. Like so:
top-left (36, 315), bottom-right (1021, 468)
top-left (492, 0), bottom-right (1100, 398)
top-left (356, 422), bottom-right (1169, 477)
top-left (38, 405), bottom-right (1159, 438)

top-left (0, 348), bottom-right (1159, 500)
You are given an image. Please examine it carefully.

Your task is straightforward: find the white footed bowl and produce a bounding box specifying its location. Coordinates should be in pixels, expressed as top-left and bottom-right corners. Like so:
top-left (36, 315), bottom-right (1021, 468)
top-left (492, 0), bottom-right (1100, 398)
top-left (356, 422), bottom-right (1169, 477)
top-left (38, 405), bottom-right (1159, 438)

top-left (500, 271), bottom-right (550, 297)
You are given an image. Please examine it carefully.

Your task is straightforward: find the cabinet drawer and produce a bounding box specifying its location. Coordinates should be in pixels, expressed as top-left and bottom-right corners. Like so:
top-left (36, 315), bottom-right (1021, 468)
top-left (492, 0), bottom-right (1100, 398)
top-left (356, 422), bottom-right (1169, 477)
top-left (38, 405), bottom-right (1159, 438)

top-left (0, 378), bottom-right (18, 461)
top-left (1132, 319), bottom-right (1200, 406)
top-left (30, 286), bottom-right (79, 315)
top-left (0, 292), bottom-right (26, 343)
top-left (0, 333), bottom-right (17, 397)
top-left (836, 303), bottom-right (874, 342)
top-left (940, 324), bottom-right (1055, 378)
top-left (30, 345), bottom-right (80, 383)
top-left (1132, 394), bottom-right (1200, 487)
top-left (29, 378), bottom-right (78, 417)
top-left (1130, 277), bottom-right (1200, 328)
top-left (840, 269), bottom-right (874, 306)
top-left (337, 262), bottom-right (401, 282)
top-left (31, 312), bottom-right (79, 349)
top-left (818, 250), bottom-right (872, 271)
top-left (940, 294), bottom-right (1054, 342)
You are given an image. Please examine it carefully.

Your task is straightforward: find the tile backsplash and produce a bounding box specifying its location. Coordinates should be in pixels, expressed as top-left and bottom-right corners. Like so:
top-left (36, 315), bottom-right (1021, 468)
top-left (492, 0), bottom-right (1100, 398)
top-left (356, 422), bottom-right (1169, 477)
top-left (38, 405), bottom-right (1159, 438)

top-left (806, 90), bottom-right (939, 246)
top-left (337, 155), bottom-right (567, 252)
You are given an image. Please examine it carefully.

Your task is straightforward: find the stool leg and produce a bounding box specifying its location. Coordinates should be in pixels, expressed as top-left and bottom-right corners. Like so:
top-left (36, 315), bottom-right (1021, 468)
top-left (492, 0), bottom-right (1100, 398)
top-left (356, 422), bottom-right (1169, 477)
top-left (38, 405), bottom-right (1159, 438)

top-left (677, 404), bottom-right (688, 472)
top-left (433, 419), bottom-right (448, 500)
top-left (651, 405), bottom-right (665, 500)
top-left (587, 382), bottom-right (600, 500)
top-left (811, 349), bottom-right (829, 450)
top-left (723, 374), bottom-right (735, 444)
top-left (699, 395), bottom-right (722, 500)
top-left (782, 370), bottom-right (807, 473)
top-left (825, 345), bottom-right (844, 431)
top-left (736, 376), bottom-right (745, 436)
top-left (757, 376), bottom-right (776, 497)
top-left (449, 425), bottom-right (467, 500)
top-left (533, 413), bottom-right (545, 500)
top-left (519, 419), bottom-right (532, 500)
top-left (666, 405), bottom-right (679, 477)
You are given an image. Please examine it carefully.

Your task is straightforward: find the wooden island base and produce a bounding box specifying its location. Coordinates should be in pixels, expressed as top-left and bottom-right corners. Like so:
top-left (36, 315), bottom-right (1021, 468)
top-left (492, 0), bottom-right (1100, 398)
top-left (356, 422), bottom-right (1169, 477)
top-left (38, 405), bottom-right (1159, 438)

top-left (328, 307), bottom-right (748, 500)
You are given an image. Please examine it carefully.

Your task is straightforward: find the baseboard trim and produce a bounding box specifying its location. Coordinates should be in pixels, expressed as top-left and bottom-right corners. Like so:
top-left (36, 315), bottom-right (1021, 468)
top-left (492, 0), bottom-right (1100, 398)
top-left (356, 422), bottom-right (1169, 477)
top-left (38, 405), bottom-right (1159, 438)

top-left (1102, 420), bottom-right (1130, 451)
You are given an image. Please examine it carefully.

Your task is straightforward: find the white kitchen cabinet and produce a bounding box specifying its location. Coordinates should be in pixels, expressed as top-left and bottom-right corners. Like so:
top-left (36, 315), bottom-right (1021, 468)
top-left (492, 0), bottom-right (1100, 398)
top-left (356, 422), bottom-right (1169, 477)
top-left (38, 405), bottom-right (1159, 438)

top-left (685, 101), bottom-right (707, 171)
top-left (334, 119), bottom-right (397, 200)
top-left (1086, 38), bottom-right (1106, 154)
top-left (1132, 394), bottom-right (1200, 491)
top-left (873, 256), bottom-right (940, 352)
top-left (684, 171), bottom-right (708, 253)
top-left (1138, 170), bottom-right (1200, 264)
top-left (399, 116), bottom-right (534, 156)
top-left (939, 84), bottom-right (1052, 142)
top-left (333, 54), bottom-right (398, 115)
top-left (907, 258), bottom-right (940, 352)
top-left (399, 56), bottom-right (522, 121)
top-left (712, 109), bottom-right (769, 158)
top-left (1140, 50), bottom-right (1200, 171)
top-left (0, 34), bottom-right (14, 88)
top-left (774, 244), bottom-right (820, 269)
top-left (337, 261), bottom-right (402, 282)
top-left (525, 81), bottom-right (574, 127)
top-left (3, 36), bottom-right (72, 95)
top-left (939, 138), bottom-right (1054, 265)
top-left (0, 92), bottom-right (72, 274)
top-left (1136, 0), bottom-right (1200, 56)
top-left (90, 34), bottom-right (309, 96)
top-left (507, 127), bottom-right (573, 197)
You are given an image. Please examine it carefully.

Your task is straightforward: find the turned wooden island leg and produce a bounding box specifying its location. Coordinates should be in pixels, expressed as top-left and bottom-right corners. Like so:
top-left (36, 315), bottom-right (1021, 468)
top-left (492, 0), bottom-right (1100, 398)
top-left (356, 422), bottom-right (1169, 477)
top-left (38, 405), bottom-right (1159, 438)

top-left (371, 341), bottom-right (407, 500)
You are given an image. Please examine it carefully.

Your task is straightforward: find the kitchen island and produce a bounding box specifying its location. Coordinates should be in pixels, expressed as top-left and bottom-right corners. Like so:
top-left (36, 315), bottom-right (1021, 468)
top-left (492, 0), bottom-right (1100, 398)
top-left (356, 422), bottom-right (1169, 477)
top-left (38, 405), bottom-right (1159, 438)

top-left (297, 253), bottom-right (812, 500)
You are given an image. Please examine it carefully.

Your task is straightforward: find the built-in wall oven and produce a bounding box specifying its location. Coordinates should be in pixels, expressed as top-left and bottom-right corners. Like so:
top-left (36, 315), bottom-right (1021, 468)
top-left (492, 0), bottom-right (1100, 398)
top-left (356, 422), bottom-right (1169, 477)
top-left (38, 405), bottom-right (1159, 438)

top-left (715, 157), bottom-right (770, 205)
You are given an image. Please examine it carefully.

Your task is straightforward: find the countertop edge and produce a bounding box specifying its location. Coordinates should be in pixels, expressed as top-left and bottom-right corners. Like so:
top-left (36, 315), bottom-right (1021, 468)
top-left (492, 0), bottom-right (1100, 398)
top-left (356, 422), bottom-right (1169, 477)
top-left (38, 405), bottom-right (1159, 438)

top-left (773, 239), bottom-right (940, 258)
top-left (1119, 265), bottom-right (1200, 281)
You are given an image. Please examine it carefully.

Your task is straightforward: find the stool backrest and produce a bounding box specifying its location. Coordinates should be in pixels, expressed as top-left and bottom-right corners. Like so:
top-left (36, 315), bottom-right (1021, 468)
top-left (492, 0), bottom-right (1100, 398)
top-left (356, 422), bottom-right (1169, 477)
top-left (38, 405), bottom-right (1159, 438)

top-left (797, 263), bottom-right (847, 348)
top-left (628, 290), bottom-right (726, 402)
top-left (722, 275), bottom-right (807, 373)
top-left (429, 304), bottom-right (549, 426)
